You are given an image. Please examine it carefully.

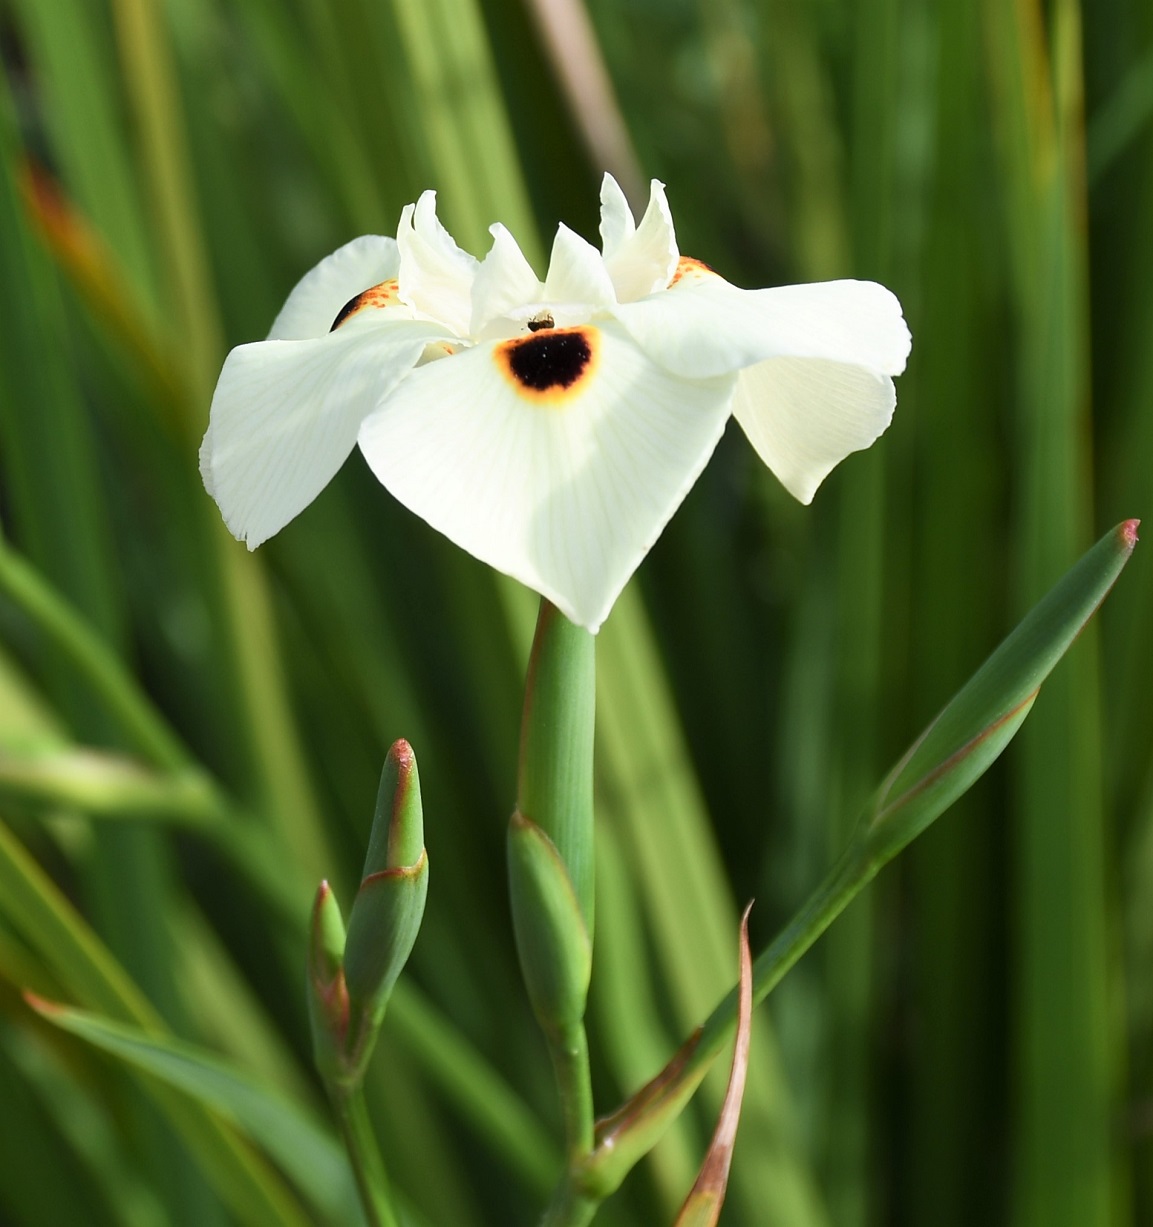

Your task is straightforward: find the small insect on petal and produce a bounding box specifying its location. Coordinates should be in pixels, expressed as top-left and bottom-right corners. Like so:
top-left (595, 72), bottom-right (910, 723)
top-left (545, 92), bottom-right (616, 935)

top-left (330, 278), bottom-right (401, 330)
top-left (495, 326), bottom-right (600, 406)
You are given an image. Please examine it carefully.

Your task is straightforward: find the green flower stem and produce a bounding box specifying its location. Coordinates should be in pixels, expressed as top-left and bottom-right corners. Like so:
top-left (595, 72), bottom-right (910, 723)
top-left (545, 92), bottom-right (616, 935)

top-left (327, 1085), bottom-right (399, 1227)
top-left (515, 599), bottom-right (598, 1210)
top-left (540, 1174), bottom-right (601, 1227)
top-left (551, 1023), bottom-right (595, 1160)
top-left (518, 600), bottom-right (596, 929)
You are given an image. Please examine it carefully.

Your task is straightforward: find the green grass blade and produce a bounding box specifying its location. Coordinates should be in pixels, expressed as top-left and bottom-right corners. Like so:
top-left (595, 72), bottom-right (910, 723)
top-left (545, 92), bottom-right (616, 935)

top-left (0, 816), bottom-right (312, 1226)
top-left (984, 3), bottom-right (1126, 1223)
top-left (597, 588), bottom-right (828, 1227)
top-left (26, 998), bottom-right (359, 1224)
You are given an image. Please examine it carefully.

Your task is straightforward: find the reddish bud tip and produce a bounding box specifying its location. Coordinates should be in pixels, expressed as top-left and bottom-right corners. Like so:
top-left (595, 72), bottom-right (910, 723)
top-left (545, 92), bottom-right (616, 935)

top-left (1121, 519), bottom-right (1140, 549)
top-left (388, 739), bottom-right (415, 772)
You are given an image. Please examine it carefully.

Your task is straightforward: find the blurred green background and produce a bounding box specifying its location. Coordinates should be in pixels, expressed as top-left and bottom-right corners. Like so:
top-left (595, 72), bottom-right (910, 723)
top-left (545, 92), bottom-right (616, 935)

top-left (0, 0), bottom-right (1151, 1223)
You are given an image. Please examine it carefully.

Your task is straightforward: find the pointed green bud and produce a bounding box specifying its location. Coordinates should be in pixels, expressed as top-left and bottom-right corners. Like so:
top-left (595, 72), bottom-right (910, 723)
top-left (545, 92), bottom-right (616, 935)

top-left (361, 738), bottom-right (424, 877)
top-left (863, 520), bottom-right (1138, 862)
top-left (340, 740), bottom-right (429, 1084)
top-left (306, 881), bottom-right (349, 1081)
top-left (508, 810), bottom-right (592, 1041)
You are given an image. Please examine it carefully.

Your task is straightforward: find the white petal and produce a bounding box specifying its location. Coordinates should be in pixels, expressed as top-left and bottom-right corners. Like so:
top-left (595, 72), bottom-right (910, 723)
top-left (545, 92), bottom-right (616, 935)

top-left (733, 357), bottom-right (896, 504)
top-left (470, 223), bottom-right (543, 336)
top-left (397, 191), bottom-right (478, 335)
top-left (357, 321), bottom-right (736, 631)
top-left (600, 178), bottom-right (679, 303)
top-left (598, 173), bottom-right (634, 255)
top-left (201, 317), bottom-right (453, 548)
top-left (614, 276), bottom-right (911, 379)
top-left (267, 235), bottom-right (400, 340)
top-left (542, 223), bottom-right (617, 309)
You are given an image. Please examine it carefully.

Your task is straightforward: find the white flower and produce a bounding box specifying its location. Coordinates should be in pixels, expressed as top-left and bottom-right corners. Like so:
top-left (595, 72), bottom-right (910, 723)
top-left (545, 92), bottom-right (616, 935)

top-left (201, 175), bottom-right (910, 632)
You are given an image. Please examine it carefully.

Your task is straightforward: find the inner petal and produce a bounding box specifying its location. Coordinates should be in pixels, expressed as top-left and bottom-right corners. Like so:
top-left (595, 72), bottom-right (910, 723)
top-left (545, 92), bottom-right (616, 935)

top-left (495, 327), bottom-right (600, 404)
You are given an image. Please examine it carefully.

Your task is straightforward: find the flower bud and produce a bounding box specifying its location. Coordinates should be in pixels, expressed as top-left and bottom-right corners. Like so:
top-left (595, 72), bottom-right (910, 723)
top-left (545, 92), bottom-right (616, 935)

top-left (507, 810), bottom-right (591, 1041)
top-left (306, 881), bottom-right (349, 1081)
top-left (339, 740), bottom-right (429, 1084)
top-left (343, 741), bottom-right (428, 1012)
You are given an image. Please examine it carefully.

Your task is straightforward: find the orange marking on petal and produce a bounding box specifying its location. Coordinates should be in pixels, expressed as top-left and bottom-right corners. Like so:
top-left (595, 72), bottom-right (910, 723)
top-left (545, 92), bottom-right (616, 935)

top-left (668, 256), bottom-right (714, 288)
top-left (494, 326), bottom-right (600, 406)
top-left (330, 278), bottom-right (401, 330)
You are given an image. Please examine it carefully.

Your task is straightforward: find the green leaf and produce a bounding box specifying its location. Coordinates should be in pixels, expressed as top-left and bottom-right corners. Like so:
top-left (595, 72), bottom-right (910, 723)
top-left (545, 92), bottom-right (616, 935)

top-left (0, 817), bottom-right (311, 1227)
top-left (25, 996), bottom-right (360, 1224)
top-left (584, 520), bottom-right (1139, 1201)
top-left (864, 520), bottom-right (1138, 861)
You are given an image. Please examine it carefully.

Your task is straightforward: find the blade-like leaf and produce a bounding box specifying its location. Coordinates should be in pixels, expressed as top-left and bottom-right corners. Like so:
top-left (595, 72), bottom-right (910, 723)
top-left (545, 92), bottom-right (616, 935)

top-left (25, 995), bottom-right (359, 1224)
top-left (583, 520), bottom-right (1138, 1197)
top-left (864, 520), bottom-right (1139, 860)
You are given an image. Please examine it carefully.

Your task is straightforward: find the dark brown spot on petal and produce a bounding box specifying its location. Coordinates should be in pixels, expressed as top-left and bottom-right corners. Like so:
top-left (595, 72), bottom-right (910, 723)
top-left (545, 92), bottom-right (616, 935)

top-left (330, 278), bottom-right (400, 330)
top-left (495, 327), bottom-right (599, 405)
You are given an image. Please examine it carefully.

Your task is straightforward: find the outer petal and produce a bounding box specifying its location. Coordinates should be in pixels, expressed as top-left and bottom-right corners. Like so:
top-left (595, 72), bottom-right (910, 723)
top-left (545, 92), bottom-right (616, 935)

top-left (356, 321), bottom-right (736, 632)
top-left (267, 235), bottom-right (401, 340)
top-left (201, 317), bottom-right (453, 548)
top-left (599, 176), bottom-right (679, 303)
top-left (397, 191), bottom-right (478, 335)
top-left (614, 276), bottom-right (911, 379)
top-left (733, 357), bottom-right (896, 504)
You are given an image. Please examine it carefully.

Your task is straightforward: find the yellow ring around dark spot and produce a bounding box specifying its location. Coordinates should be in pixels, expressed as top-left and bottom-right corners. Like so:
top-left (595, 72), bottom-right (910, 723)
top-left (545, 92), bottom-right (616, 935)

top-left (494, 326), bottom-right (601, 406)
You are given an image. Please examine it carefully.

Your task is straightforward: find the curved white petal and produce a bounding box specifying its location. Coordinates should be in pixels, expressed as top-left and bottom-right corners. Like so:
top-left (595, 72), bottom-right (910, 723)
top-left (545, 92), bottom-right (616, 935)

top-left (542, 223), bottom-right (617, 309)
top-left (598, 173), bottom-right (634, 255)
top-left (600, 177), bottom-right (679, 303)
top-left (615, 276), bottom-right (911, 380)
top-left (357, 321), bottom-right (736, 631)
top-left (471, 223), bottom-right (543, 336)
top-left (733, 357), bottom-right (896, 504)
top-left (397, 191), bottom-right (478, 335)
top-left (267, 235), bottom-right (400, 340)
top-left (201, 317), bottom-right (453, 548)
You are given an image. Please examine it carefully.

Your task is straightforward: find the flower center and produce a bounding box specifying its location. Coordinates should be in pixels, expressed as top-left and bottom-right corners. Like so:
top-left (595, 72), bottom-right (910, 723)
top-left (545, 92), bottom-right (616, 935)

top-left (330, 279), bottom-right (401, 330)
top-left (495, 326), bottom-right (599, 403)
